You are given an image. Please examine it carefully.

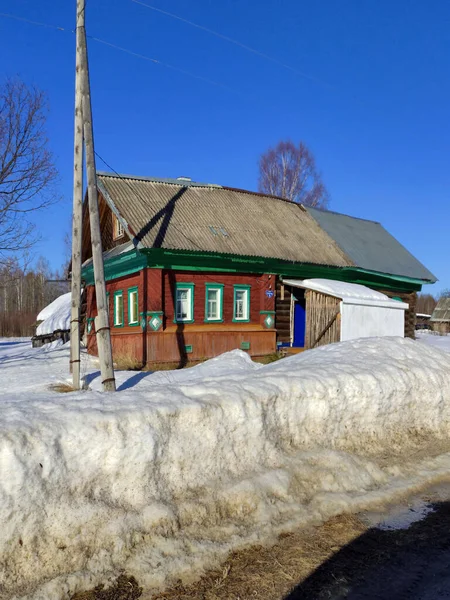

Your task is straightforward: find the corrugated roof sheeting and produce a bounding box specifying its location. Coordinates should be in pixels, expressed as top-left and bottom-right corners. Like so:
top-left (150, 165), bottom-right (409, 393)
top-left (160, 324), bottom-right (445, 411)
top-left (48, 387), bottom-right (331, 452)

top-left (97, 175), bottom-right (351, 267)
top-left (431, 298), bottom-right (450, 322)
top-left (307, 207), bottom-right (437, 282)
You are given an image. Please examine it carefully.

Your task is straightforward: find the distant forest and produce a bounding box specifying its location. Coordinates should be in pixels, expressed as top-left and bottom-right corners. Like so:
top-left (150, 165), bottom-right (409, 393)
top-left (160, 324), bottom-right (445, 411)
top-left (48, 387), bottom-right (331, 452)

top-left (416, 293), bottom-right (438, 316)
top-left (0, 257), bottom-right (68, 337)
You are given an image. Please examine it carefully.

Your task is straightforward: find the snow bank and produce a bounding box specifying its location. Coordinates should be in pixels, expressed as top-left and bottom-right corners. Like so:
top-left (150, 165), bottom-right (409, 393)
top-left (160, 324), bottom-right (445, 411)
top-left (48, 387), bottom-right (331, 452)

top-left (417, 330), bottom-right (450, 353)
top-left (36, 293), bottom-right (71, 336)
top-left (2, 337), bottom-right (450, 599)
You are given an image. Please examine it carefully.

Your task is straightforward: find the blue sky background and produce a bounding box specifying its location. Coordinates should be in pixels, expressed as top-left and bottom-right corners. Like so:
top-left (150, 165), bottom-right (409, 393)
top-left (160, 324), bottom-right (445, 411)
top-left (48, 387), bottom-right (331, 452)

top-left (0, 0), bottom-right (448, 293)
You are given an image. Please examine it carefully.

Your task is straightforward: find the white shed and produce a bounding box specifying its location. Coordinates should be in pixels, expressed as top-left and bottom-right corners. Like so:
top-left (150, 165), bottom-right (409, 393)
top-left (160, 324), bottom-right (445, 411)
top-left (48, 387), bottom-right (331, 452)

top-left (282, 278), bottom-right (408, 349)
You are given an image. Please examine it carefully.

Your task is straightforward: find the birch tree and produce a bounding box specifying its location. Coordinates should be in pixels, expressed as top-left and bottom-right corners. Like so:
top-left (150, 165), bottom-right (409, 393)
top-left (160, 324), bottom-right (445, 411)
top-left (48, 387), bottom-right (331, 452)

top-left (258, 140), bottom-right (329, 208)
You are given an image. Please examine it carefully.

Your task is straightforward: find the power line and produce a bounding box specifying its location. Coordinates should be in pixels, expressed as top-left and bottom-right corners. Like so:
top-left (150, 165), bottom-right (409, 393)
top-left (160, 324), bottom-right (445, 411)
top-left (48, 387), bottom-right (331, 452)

top-left (0, 12), bottom-right (235, 93)
top-left (131, 0), bottom-right (333, 88)
top-left (94, 151), bottom-right (206, 253)
top-left (89, 37), bottom-right (237, 93)
top-left (94, 150), bottom-right (268, 290)
top-left (0, 12), bottom-right (68, 31)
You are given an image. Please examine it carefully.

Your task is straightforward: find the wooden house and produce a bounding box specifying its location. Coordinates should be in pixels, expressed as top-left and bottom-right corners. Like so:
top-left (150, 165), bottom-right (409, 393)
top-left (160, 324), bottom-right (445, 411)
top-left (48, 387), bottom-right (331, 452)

top-left (81, 173), bottom-right (436, 366)
top-left (430, 298), bottom-right (450, 333)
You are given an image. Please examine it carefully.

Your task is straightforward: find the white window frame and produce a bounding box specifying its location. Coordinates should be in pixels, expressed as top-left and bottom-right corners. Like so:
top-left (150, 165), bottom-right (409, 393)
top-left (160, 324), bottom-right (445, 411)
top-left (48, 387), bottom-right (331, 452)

top-left (175, 284), bottom-right (194, 323)
top-left (114, 291), bottom-right (124, 326)
top-left (128, 288), bottom-right (139, 325)
top-left (233, 286), bottom-right (250, 322)
top-left (205, 284), bottom-right (224, 322)
top-left (113, 215), bottom-right (124, 240)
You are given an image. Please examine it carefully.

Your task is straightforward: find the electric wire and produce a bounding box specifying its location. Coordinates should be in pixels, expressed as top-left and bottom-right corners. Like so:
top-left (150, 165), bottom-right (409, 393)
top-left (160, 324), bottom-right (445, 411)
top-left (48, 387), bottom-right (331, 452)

top-left (131, 0), bottom-right (333, 88)
top-left (0, 12), bottom-right (235, 92)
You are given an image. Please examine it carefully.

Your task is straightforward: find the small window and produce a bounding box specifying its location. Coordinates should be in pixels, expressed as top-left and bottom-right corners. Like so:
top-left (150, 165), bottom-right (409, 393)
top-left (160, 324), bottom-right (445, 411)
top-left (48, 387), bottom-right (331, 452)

top-left (205, 284), bottom-right (224, 322)
top-left (114, 291), bottom-right (124, 326)
top-left (128, 287), bottom-right (139, 325)
top-left (175, 284), bottom-right (194, 323)
top-left (113, 214), bottom-right (124, 240)
top-left (233, 286), bottom-right (250, 322)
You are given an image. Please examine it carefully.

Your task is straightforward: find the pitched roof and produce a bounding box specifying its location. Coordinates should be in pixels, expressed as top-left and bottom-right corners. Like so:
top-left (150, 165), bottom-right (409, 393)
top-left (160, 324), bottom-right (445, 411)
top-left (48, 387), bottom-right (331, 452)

top-left (307, 207), bottom-right (437, 283)
top-left (97, 173), bottom-right (351, 268)
top-left (431, 298), bottom-right (450, 322)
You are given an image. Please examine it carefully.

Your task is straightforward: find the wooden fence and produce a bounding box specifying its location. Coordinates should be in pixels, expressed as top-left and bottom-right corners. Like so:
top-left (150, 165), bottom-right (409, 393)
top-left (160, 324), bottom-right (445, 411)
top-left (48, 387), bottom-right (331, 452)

top-left (305, 290), bottom-right (341, 349)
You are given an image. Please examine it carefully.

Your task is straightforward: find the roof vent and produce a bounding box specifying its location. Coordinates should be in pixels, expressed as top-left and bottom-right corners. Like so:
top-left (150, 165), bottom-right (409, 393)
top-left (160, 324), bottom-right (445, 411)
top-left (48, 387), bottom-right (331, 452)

top-left (177, 176), bottom-right (192, 182)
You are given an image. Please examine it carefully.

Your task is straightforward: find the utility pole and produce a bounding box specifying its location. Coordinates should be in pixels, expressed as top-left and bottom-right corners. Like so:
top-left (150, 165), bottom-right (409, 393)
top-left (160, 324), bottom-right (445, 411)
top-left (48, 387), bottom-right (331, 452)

top-left (70, 0), bottom-right (85, 390)
top-left (77, 0), bottom-right (116, 391)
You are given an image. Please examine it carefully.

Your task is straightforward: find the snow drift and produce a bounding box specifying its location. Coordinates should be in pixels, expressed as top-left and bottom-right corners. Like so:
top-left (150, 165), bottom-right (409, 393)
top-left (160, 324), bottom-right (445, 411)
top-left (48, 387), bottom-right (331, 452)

top-left (36, 292), bottom-right (71, 336)
top-left (2, 337), bottom-right (450, 599)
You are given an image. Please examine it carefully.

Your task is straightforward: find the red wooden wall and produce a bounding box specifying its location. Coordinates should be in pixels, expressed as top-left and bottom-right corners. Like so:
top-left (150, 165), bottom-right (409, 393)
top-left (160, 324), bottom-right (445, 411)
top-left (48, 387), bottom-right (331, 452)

top-left (86, 268), bottom-right (276, 366)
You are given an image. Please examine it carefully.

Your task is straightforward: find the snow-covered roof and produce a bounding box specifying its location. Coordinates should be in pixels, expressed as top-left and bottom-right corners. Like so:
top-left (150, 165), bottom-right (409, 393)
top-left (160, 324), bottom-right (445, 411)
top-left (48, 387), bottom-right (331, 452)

top-left (82, 240), bottom-right (135, 267)
top-left (283, 278), bottom-right (409, 309)
top-left (36, 292), bottom-right (71, 335)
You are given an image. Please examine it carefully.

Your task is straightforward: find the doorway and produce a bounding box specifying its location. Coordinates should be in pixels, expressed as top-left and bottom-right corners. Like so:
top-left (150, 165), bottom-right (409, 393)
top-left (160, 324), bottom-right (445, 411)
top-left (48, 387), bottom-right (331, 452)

top-left (292, 289), bottom-right (306, 347)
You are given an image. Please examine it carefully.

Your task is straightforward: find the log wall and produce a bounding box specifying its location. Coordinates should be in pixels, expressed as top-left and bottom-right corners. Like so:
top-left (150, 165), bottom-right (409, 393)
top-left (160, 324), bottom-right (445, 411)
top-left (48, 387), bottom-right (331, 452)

top-left (86, 269), bottom-right (277, 366)
top-left (377, 289), bottom-right (417, 339)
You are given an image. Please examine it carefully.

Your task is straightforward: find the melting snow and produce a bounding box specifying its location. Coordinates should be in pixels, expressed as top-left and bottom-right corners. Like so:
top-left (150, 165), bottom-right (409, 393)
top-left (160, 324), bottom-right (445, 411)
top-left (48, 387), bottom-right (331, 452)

top-left (2, 337), bottom-right (450, 599)
top-left (417, 330), bottom-right (450, 353)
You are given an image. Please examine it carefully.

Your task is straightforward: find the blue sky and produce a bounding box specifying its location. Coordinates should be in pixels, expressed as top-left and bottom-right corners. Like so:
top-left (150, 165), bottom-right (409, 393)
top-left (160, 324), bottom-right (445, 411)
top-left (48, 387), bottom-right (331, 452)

top-left (1, 0), bottom-right (448, 292)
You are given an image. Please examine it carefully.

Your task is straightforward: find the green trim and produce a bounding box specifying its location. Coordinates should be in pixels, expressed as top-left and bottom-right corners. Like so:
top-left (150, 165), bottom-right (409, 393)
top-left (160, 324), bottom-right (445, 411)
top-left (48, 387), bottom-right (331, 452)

top-left (113, 290), bottom-right (124, 327)
top-left (143, 248), bottom-right (425, 292)
top-left (140, 311), bottom-right (164, 316)
top-left (127, 286), bottom-right (139, 326)
top-left (260, 310), bottom-right (276, 314)
top-left (82, 246), bottom-right (428, 296)
top-left (82, 249), bottom-right (146, 285)
top-left (204, 283), bottom-right (224, 323)
top-left (174, 283), bottom-right (195, 324)
top-left (233, 285), bottom-right (251, 323)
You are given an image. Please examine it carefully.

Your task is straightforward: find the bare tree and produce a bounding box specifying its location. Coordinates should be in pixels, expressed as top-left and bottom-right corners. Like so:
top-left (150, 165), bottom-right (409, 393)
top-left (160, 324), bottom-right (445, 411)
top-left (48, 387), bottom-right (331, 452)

top-left (258, 140), bottom-right (329, 208)
top-left (0, 78), bottom-right (59, 262)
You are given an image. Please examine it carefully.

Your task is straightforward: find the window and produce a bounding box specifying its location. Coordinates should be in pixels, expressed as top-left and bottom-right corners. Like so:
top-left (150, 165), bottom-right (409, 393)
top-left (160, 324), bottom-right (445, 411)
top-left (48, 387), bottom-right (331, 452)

top-left (113, 214), bottom-right (124, 240)
top-left (128, 287), bottom-right (139, 325)
top-left (114, 291), bottom-right (124, 326)
top-left (205, 284), bottom-right (224, 322)
top-left (233, 285), bottom-right (250, 322)
top-left (175, 284), bottom-right (194, 323)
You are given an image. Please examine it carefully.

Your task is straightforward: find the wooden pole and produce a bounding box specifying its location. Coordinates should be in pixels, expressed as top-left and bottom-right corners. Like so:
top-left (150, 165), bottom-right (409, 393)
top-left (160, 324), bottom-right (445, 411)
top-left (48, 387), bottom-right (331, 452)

top-left (70, 0), bottom-right (85, 390)
top-left (78, 4), bottom-right (116, 392)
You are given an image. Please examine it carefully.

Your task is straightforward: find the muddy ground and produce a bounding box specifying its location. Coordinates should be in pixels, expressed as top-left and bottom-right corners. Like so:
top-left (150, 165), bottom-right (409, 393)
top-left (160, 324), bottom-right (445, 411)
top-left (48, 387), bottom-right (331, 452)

top-left (72, 489), bottom-right (450, 600)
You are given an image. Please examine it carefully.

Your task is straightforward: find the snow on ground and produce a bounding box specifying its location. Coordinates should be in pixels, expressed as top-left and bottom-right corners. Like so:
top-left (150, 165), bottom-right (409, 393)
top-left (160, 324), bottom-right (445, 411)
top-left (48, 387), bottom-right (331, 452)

top-left (36, 292), bottom-right (71, 335)
top-left (2, 337), bottom-right (450, 599)
top-left (416, 330), bottom-right (450, 353)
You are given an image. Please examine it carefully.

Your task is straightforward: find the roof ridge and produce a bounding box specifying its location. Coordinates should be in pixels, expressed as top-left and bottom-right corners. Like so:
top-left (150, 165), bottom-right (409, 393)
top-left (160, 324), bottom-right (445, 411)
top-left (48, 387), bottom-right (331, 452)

top-left (308, 205), bottom-right (381, 225)
top-left (96, 171), bottom-right (222, 189)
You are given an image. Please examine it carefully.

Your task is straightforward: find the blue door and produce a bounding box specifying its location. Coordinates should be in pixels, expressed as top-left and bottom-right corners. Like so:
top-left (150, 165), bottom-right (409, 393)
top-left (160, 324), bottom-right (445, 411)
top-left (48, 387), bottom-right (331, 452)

top-left (293, 301), bottom-right (306, 347)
